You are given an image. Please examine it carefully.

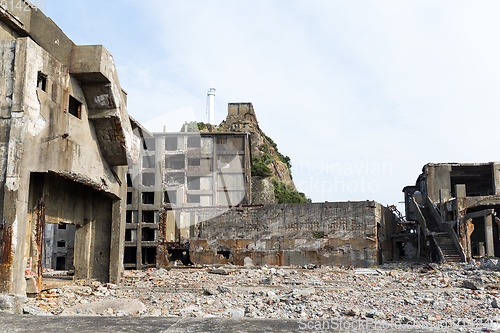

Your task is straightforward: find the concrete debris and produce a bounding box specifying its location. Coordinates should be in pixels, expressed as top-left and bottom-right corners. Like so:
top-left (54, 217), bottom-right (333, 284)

top-left (60, 299), bottom-right (145, 316)
top-left (0, 294), bottom-right (29, 314)
top-left (15, 262), bottom-right (499, 333)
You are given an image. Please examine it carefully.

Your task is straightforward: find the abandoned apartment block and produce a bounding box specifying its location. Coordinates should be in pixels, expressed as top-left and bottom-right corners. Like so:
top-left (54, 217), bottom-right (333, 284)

top-left (0, 4), bottom-right (139, 295)
top-left (125, 131), bottom-right (252, 269)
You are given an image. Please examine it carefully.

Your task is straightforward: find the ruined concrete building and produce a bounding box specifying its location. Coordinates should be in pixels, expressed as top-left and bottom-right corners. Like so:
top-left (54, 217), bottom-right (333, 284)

top-left (4, 2), bottom-right (498, 300)
top-left (403, 163), bottom-right (500, 263)
top-left (125, 129), bottom-right (251, 269)
top-left (0, 4), bottom-right (138, 294)
top-left (124, 103), bottom-right (399, 268)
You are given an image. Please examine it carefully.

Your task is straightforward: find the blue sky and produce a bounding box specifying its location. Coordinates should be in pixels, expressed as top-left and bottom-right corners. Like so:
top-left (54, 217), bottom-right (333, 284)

top-left (43, 0), bottom-right (500, 208)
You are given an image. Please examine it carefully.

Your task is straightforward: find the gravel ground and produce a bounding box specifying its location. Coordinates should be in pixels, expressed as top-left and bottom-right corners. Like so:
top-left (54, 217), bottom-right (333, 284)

top-left (24, 260), bottom-right (500, 332)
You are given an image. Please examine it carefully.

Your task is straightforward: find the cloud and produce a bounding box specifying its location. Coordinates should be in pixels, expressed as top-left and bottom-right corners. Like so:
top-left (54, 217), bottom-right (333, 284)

top-left (47, 0), bottom-right (500, 207)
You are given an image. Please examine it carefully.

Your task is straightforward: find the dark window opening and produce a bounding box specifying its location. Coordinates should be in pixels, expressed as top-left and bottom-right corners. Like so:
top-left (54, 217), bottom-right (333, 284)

top-left (56, 257), bottom-right (66, 270)
top-left (144, 138), bottom-right (155, 151)
top-left (187, 136), bottom-right (201, 148)
top-left (127, 192), bottom-right (132, 205)
top-left (37, 72), bottom-right (47, 91)
top-left (188, 159), bottom-right (200, 167)
top-left (143, 155), bottom-right (156, 169)
top-left (165, 137), bottom-right (178, 151)
top-left (142, 173), bottom-right (155, 186)
top-left (165, 156), bottom-right (185, 170)
top-left (167, 249), bottom-right (192, 265)
top-left (124, 247), bottom-right (136, 264)
top-left (142, 247), bottom-right (156, 265)
top-left (396, 242), bottom-right (405, 258)
top-left (57, 241), bottom-right (65, 248)
top-left (126, 210), bottom-right (137, 223)
top-left (58, 223), bottom-right (66, 230)
top-left (188, 177), bottom-right (200, 190)
top-left (164, 190), bottom-right (177, 204)
top-left (187, 194), bottom-right (200, 204)
top-left (142, 192), bottom-right (154, 205)
top-left (125, 229), bottom-right (132, 242)
top-left (142, 210), bottom-right (155, 223)
top-left (68, 96), bottom-right (82, 119)
top-left (127, 174), bottom-right (133, 187)
top-left (142, 227), bottom-right (155, 241)
top-left (217, 250), bottom-right (231, 260)
top-left (450, 165), bottom-right (494, 197)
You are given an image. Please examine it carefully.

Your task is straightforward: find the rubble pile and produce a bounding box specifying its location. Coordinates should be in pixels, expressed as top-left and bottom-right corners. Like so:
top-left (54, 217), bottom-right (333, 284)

top-left (22, 260), bottom-right (500, 331)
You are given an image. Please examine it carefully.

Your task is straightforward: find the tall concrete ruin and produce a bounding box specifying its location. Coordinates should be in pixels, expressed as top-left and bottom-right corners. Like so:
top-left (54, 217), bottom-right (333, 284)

top-left (403, 162), bottom-right (500, 263)
top-left (126, 130), bottom-right (252, 270)
top-left (0, 3), bottom-right (138, 294)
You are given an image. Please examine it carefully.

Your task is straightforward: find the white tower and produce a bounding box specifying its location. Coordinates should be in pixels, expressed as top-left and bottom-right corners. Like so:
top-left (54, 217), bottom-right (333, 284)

top-left (207, 88), bottom-right (216, 125)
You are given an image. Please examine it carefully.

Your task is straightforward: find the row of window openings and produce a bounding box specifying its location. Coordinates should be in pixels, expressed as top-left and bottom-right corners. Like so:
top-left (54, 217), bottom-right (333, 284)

top-left (123, 247), bottom-right (156, 265)
top-left (124, 228), bottom-right (156, 242)
top-left (37, 71), bottom-right (81, 119)
top-left (143, 137), bottom-right (244, 152)
top-left (143, 137), bottom-right (202, 152)
top-left (140, 173), bottom-right (204, 187)
top-left (143, 157), bottom-right (205, 170)
top-left (126, 190), bottom-right (200, 208)
top-left (126, 190), bottom-right (178, 206)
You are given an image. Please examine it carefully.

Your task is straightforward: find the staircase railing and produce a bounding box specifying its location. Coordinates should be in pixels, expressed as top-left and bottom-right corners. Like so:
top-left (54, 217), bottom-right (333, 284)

top-left (410, 196), bottom-right (429, 237)
top-left (443, 222), bottom-right (466, 262)
top-left (431, 234), bottom-right (446, 263)
top-left (426, 197), bottom-right (444, 231)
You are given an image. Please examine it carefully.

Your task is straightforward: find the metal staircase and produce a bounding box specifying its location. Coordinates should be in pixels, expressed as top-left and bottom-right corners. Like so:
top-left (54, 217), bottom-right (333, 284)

top-left (411, 196), bottom-right (465, 263)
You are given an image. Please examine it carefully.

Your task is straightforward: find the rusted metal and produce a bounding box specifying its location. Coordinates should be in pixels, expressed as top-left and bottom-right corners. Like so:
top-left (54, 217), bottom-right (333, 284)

top-left (156, 208), bottom-right (169, 267)
top-left (34, 199), bottom-right (45, 291)
top-left (0, 224), bottom-right (13, 291)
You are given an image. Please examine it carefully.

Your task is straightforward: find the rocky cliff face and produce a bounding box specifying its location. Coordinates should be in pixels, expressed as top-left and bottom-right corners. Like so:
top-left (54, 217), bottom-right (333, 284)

top-left (198, 103), bottom-right (309, 204)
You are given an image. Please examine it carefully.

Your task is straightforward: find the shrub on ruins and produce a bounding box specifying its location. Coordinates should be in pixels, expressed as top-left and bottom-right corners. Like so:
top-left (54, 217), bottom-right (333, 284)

top-left (273, 179), bottom-right (311, 204)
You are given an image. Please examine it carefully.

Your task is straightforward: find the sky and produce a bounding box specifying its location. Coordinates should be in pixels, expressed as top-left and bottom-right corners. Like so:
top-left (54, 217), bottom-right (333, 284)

top-left (41, 0), bottom-right (500, 209)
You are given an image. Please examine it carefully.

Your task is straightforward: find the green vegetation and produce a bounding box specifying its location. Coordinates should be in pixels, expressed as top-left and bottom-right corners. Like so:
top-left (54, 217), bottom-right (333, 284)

top-left (180, 121), bottom-right (199, 132)
top-left (251, 156), bottom-right (273, 177)
top-left (261, 134), bottom-right (292, 171)
top-left (197, 122), bottom-right (207, 131)
top-left (273, 179), bottom-right (311, 204)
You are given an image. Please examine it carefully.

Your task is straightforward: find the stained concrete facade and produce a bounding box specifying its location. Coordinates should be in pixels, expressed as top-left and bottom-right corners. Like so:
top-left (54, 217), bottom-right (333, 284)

top-left (125, 131), bottom-right (252, 269)
top-left (0, 3), bottom-right (138, 294)
top-left (183, 201), bottom-right (396, 267)
top-left (404, 162), bottom-right (500, 263)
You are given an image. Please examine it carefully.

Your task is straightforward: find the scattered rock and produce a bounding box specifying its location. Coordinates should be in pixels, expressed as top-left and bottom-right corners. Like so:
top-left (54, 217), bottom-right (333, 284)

top-left (243, 257), bottom-right (254, 268)
top-left (22, 305), bottom-right (53, 316)
top-left (0, 294), bottom-right (29, 314)
top-left (61, 299), bottom-right (145, 316)
top-left (216, 285), bottom-right (232, 293)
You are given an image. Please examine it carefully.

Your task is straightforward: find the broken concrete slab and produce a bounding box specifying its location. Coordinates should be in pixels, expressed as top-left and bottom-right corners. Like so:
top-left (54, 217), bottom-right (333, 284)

top-left (60, 299), bottom-right (145, 316)
top-left (0, 294), bottom-right (29, 314)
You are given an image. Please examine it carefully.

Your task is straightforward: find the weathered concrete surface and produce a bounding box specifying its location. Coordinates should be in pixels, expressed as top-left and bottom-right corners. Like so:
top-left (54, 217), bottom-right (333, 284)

top-left (188, 201), bottom-right (396, 267)
top-left (60, 299), bottom-right (145, 316)
top-left (0, 4), bottom-right (137, 295)
top-left (0, 314), bottom-right (465, 333)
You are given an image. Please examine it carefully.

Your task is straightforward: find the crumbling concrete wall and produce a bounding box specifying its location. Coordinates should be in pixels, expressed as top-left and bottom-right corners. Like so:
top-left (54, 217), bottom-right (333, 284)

top-left (188, 201), bottom-right (395, 267)
top-left (0, 4), bottom-right (137, 295)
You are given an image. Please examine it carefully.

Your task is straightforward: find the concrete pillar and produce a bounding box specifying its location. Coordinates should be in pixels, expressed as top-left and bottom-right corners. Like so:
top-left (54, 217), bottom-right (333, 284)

top-left (74, 190), bottom-right (93, 280)
top-left (485, 213), bottom-right (495, 258)
top-left (109, 196), bottom-right (125, 284)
